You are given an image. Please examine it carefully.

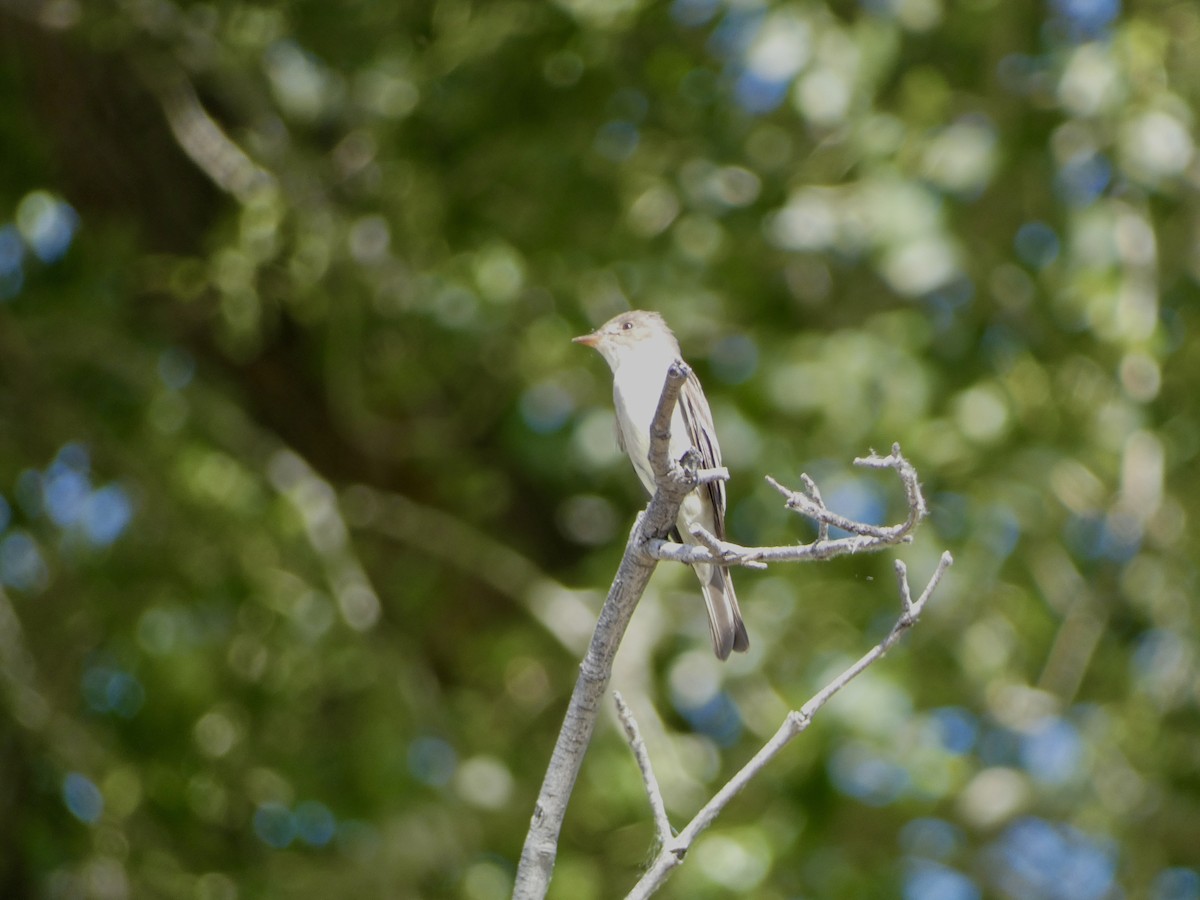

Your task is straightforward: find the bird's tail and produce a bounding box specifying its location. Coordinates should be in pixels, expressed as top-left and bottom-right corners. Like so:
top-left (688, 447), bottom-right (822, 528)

top-left (699, 564), bottom-right (750, 661)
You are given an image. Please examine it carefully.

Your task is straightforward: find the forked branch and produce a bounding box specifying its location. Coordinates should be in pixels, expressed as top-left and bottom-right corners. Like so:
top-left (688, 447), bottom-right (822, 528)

top-left (512, 365), bottom-right (950, 900)
top-left (514, 361), bottom-right (700, 899)
top-left (622, 552), bottom-right (954, 899)
top-left (645, 442), bottom-right (928, 570)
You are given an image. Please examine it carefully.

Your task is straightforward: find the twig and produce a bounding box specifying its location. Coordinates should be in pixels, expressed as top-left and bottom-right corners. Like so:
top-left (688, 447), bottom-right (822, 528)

top-left (694, 466), bottom-right (730, 487)
top-left (799, 473), bottom-right (830, 543)
top-left (613, 692), bottom-right (672, 845)
top-left (686, 523), bottom-right (768, 571)
top-left (625, 551), bottom-right (954, 899)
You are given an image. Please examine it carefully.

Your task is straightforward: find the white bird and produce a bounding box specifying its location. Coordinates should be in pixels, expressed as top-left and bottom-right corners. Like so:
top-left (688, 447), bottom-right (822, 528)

top-left (574, 310), bottom-right (749, 660)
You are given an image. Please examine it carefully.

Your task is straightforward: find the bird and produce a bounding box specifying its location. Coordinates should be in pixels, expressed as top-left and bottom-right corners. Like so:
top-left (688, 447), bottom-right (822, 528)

top-left (573, 310), bottom-right (749, 660)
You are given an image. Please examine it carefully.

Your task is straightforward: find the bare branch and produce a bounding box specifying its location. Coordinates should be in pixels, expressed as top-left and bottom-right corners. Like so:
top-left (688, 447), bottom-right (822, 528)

top-left (515, 370), bottom-right (946, 900)
top-left (515, 362), bottom-right (697, 899)
top-left (268, 451), bottom-right (382, 632)
top-left (686, 523), bottom-right (769, 571)
top-left (344, 484), bottom-right (598, 654)
top-left (135, 58), bottom-right (275, 201)
top-left (649, 443), bottom-right (928, 570)
top-left (894, 559), bottom-right (915, 612)
top-left (648, 361), bottom-right (690, 482)
top-left (614, 692), bottom-right (672, 845)
top-left (694, 466), bottom-right (730, 487)
top-left (855, 443), bottom-right (927, 524)
top-left (625, 551), bottom-right (954, 898)
top-left (799, 473), bottom-right (830, 543)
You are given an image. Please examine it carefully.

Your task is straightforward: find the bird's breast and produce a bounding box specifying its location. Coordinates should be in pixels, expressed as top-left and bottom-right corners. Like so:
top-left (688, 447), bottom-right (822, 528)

top-left (612, 356), bottom-right (694, 494)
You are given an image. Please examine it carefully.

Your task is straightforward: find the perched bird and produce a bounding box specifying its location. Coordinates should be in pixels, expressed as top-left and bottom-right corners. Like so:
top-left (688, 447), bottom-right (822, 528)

top-left (573, 310), bottom-right (749, 660)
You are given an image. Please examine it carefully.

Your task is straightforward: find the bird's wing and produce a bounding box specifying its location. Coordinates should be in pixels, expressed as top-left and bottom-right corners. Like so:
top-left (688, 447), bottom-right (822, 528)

top-left (677, 370), bottom-right (727, 539)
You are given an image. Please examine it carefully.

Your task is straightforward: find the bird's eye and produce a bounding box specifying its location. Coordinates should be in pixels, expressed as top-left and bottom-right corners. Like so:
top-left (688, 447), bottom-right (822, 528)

top-left (621, 321), bottom-right (633, 331)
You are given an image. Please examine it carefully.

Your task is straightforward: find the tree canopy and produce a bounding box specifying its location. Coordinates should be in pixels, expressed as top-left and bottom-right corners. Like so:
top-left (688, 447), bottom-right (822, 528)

top-left (1, 0), bottom-right (1197, 897)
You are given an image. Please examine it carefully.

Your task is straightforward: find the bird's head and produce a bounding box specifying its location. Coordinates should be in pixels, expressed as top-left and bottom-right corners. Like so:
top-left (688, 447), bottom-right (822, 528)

top-left (572, 310), bottom-right (679, 370)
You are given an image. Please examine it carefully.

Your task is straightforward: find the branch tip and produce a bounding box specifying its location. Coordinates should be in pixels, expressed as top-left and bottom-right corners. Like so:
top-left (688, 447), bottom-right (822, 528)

top-left (667, 359), bottom-right (690, 382)
top-left (614, 691), bottom-right (672, 843)
top-left (893, 559), bottom-right (913, 611)
top-left (695, 466), bottom-right (730, 486)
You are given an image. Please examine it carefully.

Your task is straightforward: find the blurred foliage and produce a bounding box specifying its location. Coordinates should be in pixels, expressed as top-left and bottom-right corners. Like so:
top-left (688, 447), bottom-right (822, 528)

top-left (0, 0), bottom-right (1198, 897)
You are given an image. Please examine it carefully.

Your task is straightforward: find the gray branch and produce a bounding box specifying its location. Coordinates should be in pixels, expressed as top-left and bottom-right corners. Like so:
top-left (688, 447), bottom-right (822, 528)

top-left (614, 691), bottom-right (672, 844)
top-left (513, 368), bottom-right (949, 900)
top-left (514, 361), bottom-right (698, 899)
top-left (134, 57), bottom-right (275, 201)
top-left (624, 551), bottom-right (954, 900)
top-left (646, 442), bottom-right (928, 570)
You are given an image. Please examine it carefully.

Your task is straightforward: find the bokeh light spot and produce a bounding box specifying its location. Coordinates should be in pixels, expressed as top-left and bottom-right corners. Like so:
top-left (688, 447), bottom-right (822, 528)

top-left (901, 817), bottom-right (965, 861)
top-left (708, 334), bottom-right (758, 384)
top-left (408, 736), bottom-right (457, 787)
top-left (1056, 153), bottom-right (1111, 207)
top-left (829, 741), bottom-right (910, 806)
top-left (83, 665), bottom-right (145, 718)
top-left (1050, 0), bottom-right (1120, 40)
top-left (1153, 868), bottom-right (1200, 900)
top-left (158, 347), bottom-right (197, 390)
top-left (987, 817), bottom-right (1116, 900)
top-left (0, 530), bottom-right (48, 592)
top-left (1019, 717), bottom-right (1083, 785)
top-left (295, 800), bottom-right (337, 846)
top-left (44, 465), bottom-right (90, 528)
top-left (904, 860), bottom-right (980, 900)
top-left (253, 802), bottom-right (297, 849)
top-left (63, 772), bottom-right (104, 824)
top-left (455, 756), bottom-right (515, 811)
top-left (0, 224), bottom-right (24, 300)
top-left (1014, 222), bottom-right (1060, 269)
top-left (520, 381), bottom-right (575, 434)
top-left (557, 494), bottom-right (618, 546)
top-left (953, 383), bottom-right (1010, 444)
top-left (931, 706), bottom-right (979, 755)
top-left (16, 191), bottom-right (79, 262)
top-left (264, 40), bottom-right (336, 121)
top-left (671, 0), bottom-right (719, 27)
top-left (82, 485), bottom-right (134, 547)
top-left (696, 832), bottom-right (771, 891)
top-left (543, 50), bottom-right (584, 87)
top-left (594, 120), bottom-right (639, 162)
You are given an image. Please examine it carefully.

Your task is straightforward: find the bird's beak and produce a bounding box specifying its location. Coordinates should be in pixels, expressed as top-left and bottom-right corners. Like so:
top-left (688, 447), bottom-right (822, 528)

top-left (572, 332), bottom-right (600, 348)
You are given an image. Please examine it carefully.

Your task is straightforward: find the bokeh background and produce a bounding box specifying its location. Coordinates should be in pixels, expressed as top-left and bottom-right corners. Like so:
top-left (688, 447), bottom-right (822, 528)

top-left (2, 0), bottom-right (1198, 897)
